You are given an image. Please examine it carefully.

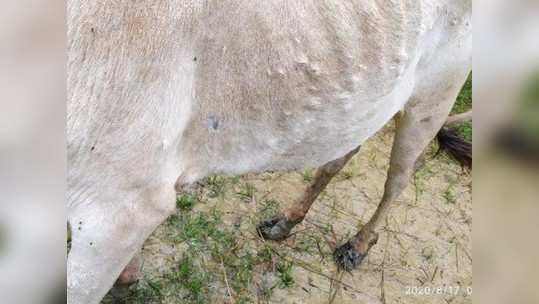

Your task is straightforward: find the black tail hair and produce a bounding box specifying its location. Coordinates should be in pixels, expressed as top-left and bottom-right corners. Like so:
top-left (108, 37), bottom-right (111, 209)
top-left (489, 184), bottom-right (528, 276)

top-left (436, 127), bottom-right (472, 169)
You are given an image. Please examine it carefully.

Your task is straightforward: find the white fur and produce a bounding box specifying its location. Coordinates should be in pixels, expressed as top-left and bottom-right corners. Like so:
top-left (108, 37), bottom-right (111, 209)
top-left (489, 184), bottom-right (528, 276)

top-left (67, 1), bottom-right (471, 303)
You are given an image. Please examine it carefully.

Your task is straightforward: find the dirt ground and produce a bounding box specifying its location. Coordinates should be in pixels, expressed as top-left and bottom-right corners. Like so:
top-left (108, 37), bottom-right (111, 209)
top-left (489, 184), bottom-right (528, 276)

top-left (103, 122), bottom-right (472, 304)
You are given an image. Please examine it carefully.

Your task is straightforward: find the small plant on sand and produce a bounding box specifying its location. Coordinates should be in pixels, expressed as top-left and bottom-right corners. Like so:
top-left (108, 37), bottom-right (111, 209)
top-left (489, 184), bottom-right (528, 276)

top-left (169, 255), bottom-right (209, 304)
top-left (276, 260), bottom-right (294, 288)
top-left (257, 199), bottom-right (280, 220)
top-left (256, 244), bottom-right (274, 264)
top-left (236, 182), bottom-right (257, 202)
top-left (339, 169), bottom-right (354, 180)
top-left (452, 73), bottom-right (472, 141)
top-left (302, 169), bottom-right (314, 182)
top-left (206, 174), bottom-right (227, 198)
top-left (176, 194), bottom-right (196, 211)
top-left (443, 183), bottom-right (457, 205)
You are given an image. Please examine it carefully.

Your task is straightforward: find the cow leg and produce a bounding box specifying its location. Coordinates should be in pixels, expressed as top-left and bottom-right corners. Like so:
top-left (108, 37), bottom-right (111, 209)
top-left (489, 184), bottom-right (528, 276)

top-left (257, 145), bottom-right (361, 240)
top-left (115, 253), bottom-right (143, 286)
top-left (67, 188), bottom-right (175, 304)
top-left (334, 109), bottom-right (460, 270)
top-left (334, 52), bottom-right (471, 270)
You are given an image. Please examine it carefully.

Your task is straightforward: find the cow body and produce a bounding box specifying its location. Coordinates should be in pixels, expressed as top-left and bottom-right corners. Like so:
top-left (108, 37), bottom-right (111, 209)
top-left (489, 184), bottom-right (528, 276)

top-left (67, 1), bottom-right (471, 303)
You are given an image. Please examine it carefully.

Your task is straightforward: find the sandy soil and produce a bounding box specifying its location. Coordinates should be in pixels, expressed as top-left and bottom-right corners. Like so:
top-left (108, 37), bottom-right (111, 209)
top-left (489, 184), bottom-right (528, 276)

top-left (103, 123), bottom-right (472, 304)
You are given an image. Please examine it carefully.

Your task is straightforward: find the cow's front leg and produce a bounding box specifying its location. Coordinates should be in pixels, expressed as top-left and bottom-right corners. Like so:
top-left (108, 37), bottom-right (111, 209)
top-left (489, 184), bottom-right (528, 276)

top-left (257, 146), bottom-right (361, 240)
top-left (67, 188), bottom-right (175, 304)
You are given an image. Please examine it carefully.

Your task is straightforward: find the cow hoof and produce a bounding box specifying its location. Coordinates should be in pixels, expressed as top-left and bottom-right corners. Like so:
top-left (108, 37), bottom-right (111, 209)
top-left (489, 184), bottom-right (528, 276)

top-left (333, 241), bottom-right (366, 271)
top-left (256, 215), bottom-right (296, 241)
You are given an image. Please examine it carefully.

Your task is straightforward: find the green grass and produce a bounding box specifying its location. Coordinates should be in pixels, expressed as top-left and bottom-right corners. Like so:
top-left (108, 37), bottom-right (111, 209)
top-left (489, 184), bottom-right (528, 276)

top-left (124, 278), bottom-right (164, 303)
top-left (451, 73), bottom-right (473, 141)
top-left (293, 234), bottom-right (326, 256)
top-left (517, 71), bottom-right (539, 140)
top-left (235, 182), bottom-right (257, 202)
top-left (176, 194), bottom-right (196, 211)
top-left (206, 175), bottom-right (228, 198)
top-left (452, 73), bottom-right (472, 115)
top-left (339, 169), bottom-right (354, 180)
top-left (276, 260), bottom-right (294, 288)
top-left (256, 244), bottom-right (275, 264)
top-left (257, 199), bottom-right (281, 220)
top-left (455, 122), bottom-right (472, 142)
top-left (302, 169), bottom-right (314, 182)
top-left (443, 185), bottom-right (457, 205)
top-left (106, 197), bottom-right (298, 304)
top-left (166, 255), bottom-right (208, 303)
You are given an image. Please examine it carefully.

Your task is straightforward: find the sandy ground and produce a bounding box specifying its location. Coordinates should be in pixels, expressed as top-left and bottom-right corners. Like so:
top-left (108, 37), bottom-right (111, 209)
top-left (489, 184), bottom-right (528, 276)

top-left (103, 123), bottom-right (472, 304)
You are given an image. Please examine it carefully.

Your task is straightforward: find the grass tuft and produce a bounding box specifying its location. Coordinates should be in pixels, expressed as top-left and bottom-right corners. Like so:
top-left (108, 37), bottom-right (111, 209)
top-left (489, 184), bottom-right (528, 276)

top-left (206, 175), bottom-right (228, 198)
top-left (176, 194), bottom-right (196, 211)
top-left (276, 260), bottom-right (294, 288)
top-left (236, 182), bottom-right (257, 202)
top-left (302, 169), bottom-right (314, 182)
top-left (450, 73), bottom-right (473, 141)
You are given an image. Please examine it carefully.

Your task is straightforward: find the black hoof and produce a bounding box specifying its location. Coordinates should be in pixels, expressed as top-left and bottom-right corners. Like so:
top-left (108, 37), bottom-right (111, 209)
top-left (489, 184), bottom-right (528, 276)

top-left (333, 241), bottom-right (366, 271)
top-left (256, 216), bottom-right (296, 241)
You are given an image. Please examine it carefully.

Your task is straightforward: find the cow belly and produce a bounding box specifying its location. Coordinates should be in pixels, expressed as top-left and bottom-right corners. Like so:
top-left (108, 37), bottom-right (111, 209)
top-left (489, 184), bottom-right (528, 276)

top-left (174, 0), bottom-right (427, 182)
top-left (248, 65), bottom-right (416, 172)
top-left (177, 61), bottom-right (417, 181)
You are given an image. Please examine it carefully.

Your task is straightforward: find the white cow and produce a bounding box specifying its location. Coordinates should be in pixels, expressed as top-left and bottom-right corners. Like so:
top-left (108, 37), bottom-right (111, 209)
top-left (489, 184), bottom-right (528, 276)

top-left (67, 0), bottom-right (471, 303)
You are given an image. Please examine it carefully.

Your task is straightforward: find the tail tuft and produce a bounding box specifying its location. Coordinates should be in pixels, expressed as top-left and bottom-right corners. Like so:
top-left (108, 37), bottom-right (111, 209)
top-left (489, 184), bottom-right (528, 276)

top-left (436, 127), bottom-right (472, 169)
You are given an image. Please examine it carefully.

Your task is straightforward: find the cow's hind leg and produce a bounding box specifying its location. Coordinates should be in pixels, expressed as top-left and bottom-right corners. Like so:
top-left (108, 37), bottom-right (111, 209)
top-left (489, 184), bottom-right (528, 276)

top-left (334, 104), bottom-right (461, 270)
top-left (257, 146), bottom-right (361, 240)
top-left (334, 53), bottom-right (471, 270)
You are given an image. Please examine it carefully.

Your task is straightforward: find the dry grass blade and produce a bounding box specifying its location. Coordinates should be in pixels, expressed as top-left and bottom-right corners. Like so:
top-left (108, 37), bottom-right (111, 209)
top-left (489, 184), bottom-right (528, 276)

top-left (220, 256), bottom-right (236, 304)
top-left (328, 270), bottom-right (344, 304)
